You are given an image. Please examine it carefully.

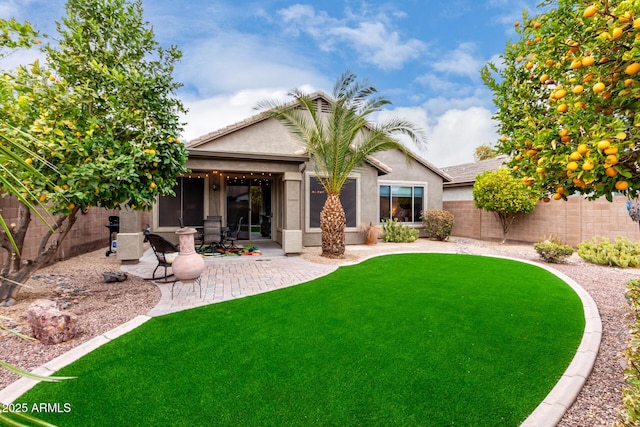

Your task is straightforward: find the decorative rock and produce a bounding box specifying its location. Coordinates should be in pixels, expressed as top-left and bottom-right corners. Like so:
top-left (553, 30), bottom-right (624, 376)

top-left (27, 299), bottom-right (78, 345)
top-left (102, 271), bottom-right (128, 283)
top-left (1, 298), bottom-right (16, 307)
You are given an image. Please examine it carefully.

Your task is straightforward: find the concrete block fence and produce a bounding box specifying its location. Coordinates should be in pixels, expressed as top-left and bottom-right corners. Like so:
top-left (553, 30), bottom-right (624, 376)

top-left (443, 195), bottom-right (640, 246)
top-left (0, 196), bottom-right (149, 265)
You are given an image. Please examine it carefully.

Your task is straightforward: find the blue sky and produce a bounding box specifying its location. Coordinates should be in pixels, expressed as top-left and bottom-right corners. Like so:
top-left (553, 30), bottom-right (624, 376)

top-left (1, 0), bottom-right (540, 167)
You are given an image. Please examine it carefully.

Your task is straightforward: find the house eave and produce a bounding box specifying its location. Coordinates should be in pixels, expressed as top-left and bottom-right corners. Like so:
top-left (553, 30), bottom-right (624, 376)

top-left (187, 148), bottom-right (309, 163)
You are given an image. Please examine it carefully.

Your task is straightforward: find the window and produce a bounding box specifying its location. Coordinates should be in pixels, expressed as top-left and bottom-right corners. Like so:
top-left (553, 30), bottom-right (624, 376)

top-left (379, 184), bottom-right (424, 222)
top-left (158, 177), bottom-right (205, 227)
top-left (309, 176), bottom-right (357, 228)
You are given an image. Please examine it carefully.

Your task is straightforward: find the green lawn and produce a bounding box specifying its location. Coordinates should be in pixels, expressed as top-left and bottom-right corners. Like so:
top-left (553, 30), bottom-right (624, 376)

top-left (14, 254), bottom-right (584, 426)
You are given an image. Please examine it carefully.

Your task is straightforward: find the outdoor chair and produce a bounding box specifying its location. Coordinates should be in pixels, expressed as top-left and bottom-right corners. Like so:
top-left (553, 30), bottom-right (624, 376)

top-left (145, 233), bottom-right (180, 282)
top-left (225, 217), bottom-right (243, 247)
top-left (198, 217), bottom-right (225, 253)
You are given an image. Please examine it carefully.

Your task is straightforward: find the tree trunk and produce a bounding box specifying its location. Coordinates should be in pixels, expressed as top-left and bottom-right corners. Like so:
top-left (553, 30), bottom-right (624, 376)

top-left (0, 204), bottom-right (80, 305)
top-left (320, 193), bottom-right (346, 258)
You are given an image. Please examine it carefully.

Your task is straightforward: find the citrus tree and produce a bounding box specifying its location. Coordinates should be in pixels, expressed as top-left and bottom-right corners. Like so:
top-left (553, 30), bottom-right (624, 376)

top-left (258, 71), bottom-right (425, 258)
top-left (482, 0), bottom-right (640, 202)
top-left (0, 0), bottom-right (188, 305)
top-left (473, 168), bottom-right (539, 243)
top-left (474, 144), bottom-right (498, 162)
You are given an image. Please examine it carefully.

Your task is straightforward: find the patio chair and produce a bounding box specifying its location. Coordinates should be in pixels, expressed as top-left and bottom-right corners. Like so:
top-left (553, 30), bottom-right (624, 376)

top-left (225, 217), bottom-right (243, 247)
top-left (198, 217), bottom-right (225, 253)
top-left (145, 233), bottom-right (179, 282)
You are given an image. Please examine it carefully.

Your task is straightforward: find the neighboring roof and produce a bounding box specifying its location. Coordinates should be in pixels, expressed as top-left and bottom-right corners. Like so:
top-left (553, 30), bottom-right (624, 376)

top-left (441, 155), bottom-right (508, 188)
top-left (186, 91), bottom-right (451, 181)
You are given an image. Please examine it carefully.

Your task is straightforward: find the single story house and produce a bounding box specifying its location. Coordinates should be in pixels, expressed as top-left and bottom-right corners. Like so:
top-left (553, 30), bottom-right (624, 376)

top-left (149, 93), bottom-right (451, 254)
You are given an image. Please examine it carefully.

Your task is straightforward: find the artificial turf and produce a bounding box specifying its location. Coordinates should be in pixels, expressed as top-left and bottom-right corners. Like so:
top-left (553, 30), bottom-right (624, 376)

top-left (14, 253), bottom-right (584, 426)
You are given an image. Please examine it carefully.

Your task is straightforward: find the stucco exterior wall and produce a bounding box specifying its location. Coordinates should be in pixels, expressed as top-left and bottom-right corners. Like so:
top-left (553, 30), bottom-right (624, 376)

top-left (444, 196), bottom-right (640, 246)
top-left (372, 149), bottom-right (445, 210)
top-left (192, 118), bottom-right (304, 156)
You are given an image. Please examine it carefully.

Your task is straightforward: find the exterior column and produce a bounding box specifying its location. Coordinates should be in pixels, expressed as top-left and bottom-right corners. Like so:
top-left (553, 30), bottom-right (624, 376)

top-left (282, 171), bottom-right (302, 254)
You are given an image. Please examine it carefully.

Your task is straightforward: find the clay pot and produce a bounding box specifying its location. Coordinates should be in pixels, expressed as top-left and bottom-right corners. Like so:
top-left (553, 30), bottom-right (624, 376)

top-left (172, 227), bottom-right (205, 284)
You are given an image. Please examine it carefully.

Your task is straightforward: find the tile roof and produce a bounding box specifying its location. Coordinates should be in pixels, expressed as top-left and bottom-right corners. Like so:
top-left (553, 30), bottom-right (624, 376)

top-left (441, 155), bottom-right (508, 187)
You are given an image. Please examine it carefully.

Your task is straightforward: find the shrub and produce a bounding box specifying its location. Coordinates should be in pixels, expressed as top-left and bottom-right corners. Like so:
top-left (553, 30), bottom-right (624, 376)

top-left (381, 219), bottom-right (419, 243)
top-left (421, 210), bottom-right (454, 241)
top-left (578, 237), bottom-right (640, 268)
top-left (618, 278), bottom-right (640, 426)
top-left (533, 236), bottom-right (574, 263)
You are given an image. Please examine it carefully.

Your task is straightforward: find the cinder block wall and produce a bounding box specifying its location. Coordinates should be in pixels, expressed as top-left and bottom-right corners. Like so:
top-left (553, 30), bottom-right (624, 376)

top-left (0, 196), bottom-right (150, 265)
top-left (444, 195), bottom-right (640, 246)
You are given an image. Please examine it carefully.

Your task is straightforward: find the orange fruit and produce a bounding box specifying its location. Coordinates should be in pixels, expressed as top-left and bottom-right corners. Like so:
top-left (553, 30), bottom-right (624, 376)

top-left (573, 178), bottom-right (586, 187)
top-left (150, 182), bottom-right (157, 189)
top-left (527, 149), bottom-right (538, 157)
top-left (611, 27), bottom-right (623, 40)
top-left (558, 103), bottom-right (568, 113)
top-left (554, 88), bottom-right (567, 99)
top-left (561, 135), bottom-right (573, 142)
top-left (597, 140), bottom-right (611, 150)
top-left (625, 79), bottom-right (634, 88)
top-left (583, 5), bottom-right (598, 18)
top-left (582, 161), bottom-right (595, 171)
top-left (635, 18), bottom-right (640, 29)
top-left (593, 82), bottom-right (606, 93)
top-left (615, 180), bottom-right (629, 191)
top-left (572, 85), bottom-right (584, 94)
top-left (604, 146), bottom-right (618, 155)
top-left (625, 63), bottom-right (640, 75)
top-left (540, 74), bottom-right (549, 83)
top-left (577, 144), bottom-right (589, 154)
top-left (567, 161), bottom-right (579, 171)
top-left (557, 187), bottom-right (566, 195)
top-left (39, 194), bottom-right (47, 202)
top-left (569, 151), bottom-right (582, 161)
top-left (571, 59), bottom-right (582, 69)
top-left (61, 184), bottom-right (69, 191)
top-left (553, 193), bottom-right (563, 200)
top-left (25, 158), bottom-right (33, 165)
top-left (606, 154), bottom-right (618, 165)
top-left (500, 136), bottom-right (507, 142)
top-left (581, 56), bottom-right (595, 67)
top-left (515, 154), bottom-right (523, 161)
top-left (513, 165), bottom-right (519, 171)
top-left (605, 167), bottom-right (618, 177)
top-left (546, 59), bottom-right (555, 67)
top-left (559, 129), bottom-right (569, 137)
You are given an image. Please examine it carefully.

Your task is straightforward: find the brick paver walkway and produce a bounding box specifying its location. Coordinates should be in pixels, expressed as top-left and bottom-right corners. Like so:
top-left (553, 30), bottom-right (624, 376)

top-left (121, 248), bottom-right (337, 316)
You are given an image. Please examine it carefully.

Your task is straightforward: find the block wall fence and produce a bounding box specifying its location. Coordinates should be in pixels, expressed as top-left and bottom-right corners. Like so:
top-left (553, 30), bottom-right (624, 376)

top-left (0, 196), bottom-right (149, 266)
top-left (443, 195), bottom-right (640, 246)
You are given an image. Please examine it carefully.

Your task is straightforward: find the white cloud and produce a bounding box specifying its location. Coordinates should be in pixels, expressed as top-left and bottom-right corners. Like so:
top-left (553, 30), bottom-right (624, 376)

top-left (376, 104), bottom-right (498, 168)
top-left (277, 4), bottom-right (425, 70)
top-left (175, 31), bottom-right (330, 97)
top-left (425, 107), bottom-right (499, 167)
top-left (431, 42), bottom-right (485, 80)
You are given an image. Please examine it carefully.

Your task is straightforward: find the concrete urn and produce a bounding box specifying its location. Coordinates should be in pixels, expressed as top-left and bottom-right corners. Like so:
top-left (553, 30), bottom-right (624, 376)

top-left (171, 227), bottom-right (205, 284)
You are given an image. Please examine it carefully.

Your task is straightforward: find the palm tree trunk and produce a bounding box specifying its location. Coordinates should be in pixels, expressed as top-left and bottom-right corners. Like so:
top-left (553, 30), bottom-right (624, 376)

top-left (320, 193), bottom-right (346, 258)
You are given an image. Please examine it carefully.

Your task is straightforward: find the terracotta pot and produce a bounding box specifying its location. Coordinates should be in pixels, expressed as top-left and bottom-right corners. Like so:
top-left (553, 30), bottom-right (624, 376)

top-left (172, 227), bottom-right (205, 284)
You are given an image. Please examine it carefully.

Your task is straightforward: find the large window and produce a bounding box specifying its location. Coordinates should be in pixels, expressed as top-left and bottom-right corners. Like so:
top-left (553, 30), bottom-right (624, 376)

top-left (158, 177), bottom-right (205, 227)
top-left (309, 177), bottom-right (357, 228)
top-left (379, 184), bottom-right (424, 222)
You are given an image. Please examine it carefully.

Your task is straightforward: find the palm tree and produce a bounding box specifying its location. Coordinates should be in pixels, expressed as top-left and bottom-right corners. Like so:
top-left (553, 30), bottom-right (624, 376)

top-left (258, 71), bottom-right (425, 258)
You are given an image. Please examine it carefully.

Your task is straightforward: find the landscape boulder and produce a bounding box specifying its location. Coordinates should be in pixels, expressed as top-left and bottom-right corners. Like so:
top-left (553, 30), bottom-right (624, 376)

top-left (27, 299), bottom-right (78, 345)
